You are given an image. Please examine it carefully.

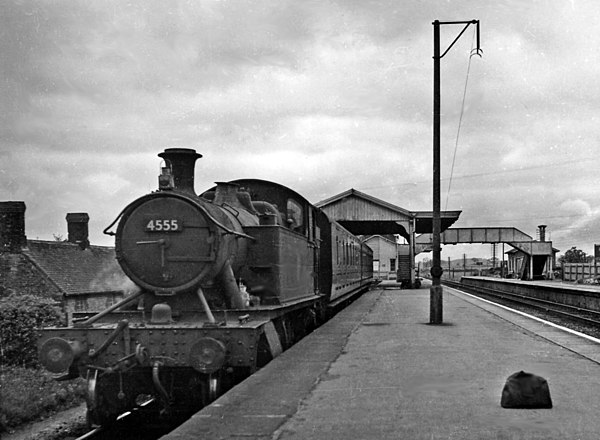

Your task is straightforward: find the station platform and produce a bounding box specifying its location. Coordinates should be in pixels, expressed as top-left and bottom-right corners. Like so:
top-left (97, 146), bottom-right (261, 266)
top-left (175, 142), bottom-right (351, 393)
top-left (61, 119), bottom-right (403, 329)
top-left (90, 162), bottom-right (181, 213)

top-left (459, 275), bottom-right (600, 294)
top-left (163, 282), bottom-right (600, 440)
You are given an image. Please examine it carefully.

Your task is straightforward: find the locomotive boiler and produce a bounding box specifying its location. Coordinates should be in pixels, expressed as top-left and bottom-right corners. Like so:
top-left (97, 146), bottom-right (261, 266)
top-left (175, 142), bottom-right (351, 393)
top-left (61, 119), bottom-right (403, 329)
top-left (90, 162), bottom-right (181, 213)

top-left (37, 148), bottom-right (373, 426)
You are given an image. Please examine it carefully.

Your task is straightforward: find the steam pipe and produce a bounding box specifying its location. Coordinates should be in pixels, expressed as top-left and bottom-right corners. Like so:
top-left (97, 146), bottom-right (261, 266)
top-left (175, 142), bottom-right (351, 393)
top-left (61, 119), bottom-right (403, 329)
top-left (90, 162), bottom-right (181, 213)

top-left (197, 288), bottom-right (216, 323)
top-left (74, 290), bottom-right (144, 327)
top-left (219, 261), bottom-right (247, 309)
top-left (152, 361), bottom-right (171, 413)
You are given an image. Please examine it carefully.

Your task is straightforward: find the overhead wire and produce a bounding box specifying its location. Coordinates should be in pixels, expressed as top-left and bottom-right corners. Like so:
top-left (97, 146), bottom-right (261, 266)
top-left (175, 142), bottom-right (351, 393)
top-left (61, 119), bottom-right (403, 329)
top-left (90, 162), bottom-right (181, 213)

top-left (357, 155), bottom-right (600, 192)
top-left (445, 26), bottom-right (478, 211)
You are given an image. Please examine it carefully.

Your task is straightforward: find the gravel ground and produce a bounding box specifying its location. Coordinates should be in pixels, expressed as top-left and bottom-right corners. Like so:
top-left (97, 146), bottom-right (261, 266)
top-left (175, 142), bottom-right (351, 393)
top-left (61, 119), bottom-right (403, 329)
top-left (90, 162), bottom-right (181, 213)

top-left (3, 405), bottom-right (89, 440)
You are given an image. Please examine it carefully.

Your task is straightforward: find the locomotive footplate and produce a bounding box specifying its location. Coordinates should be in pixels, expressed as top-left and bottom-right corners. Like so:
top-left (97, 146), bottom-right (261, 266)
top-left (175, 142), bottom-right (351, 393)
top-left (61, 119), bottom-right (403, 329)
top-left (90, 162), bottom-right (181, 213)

top-left (70, 294), bottom-right (322, 325)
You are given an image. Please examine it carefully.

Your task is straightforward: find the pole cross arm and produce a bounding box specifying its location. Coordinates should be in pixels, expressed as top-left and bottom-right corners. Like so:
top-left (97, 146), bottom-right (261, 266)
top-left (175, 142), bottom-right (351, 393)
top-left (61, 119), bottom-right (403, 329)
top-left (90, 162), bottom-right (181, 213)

top-left (434, 20), bottom-right (482, 59)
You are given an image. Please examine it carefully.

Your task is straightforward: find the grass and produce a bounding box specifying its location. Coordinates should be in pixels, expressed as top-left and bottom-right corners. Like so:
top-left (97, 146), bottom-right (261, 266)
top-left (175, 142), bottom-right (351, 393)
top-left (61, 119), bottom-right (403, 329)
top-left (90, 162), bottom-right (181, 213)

top-left (0, 366), bottom-right (86, 432)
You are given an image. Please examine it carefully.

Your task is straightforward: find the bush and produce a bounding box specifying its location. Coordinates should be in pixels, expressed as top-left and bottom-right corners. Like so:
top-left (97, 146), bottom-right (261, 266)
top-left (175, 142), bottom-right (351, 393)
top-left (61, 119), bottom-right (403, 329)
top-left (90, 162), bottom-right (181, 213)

top-left (0, 294), bottom-right (64, 368)
top-left (0, 296), bottom-right (85, 433)
top-left (0, 366), bottom-right (86, 431)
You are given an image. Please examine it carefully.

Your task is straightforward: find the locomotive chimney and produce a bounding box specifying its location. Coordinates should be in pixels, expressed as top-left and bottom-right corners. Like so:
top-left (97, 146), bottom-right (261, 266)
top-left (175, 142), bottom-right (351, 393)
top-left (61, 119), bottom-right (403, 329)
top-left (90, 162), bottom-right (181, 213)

top-left (66, 213), bottom-right (90, 249)
top-left (0, 201), bottom-right (27, 252)
top-left (538, 225), bottom-right (547, 242)
top-left (158, 148), bottom-right (202, 194)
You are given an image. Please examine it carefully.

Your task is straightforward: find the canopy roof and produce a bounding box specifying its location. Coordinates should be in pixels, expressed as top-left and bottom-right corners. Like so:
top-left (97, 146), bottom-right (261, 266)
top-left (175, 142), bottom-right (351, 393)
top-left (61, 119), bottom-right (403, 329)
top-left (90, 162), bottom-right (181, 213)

top-left (316, 188), bottom-right (461, 240)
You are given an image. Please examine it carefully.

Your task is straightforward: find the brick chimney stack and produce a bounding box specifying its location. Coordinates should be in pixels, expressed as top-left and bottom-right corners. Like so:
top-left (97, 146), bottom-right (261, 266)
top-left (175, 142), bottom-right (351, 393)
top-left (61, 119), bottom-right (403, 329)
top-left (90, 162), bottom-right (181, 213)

top-left (66, 213), bottom-right (90, 249)
top-left (0, 202), bottom-right (27, 252)
top-left (538, 225), bottom-right (547, 242)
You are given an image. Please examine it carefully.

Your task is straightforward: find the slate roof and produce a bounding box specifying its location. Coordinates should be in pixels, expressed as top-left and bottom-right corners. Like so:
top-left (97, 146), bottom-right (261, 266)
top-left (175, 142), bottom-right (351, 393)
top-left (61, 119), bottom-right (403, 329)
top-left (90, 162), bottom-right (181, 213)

top-left (22, 240), bottom-right (129, 296)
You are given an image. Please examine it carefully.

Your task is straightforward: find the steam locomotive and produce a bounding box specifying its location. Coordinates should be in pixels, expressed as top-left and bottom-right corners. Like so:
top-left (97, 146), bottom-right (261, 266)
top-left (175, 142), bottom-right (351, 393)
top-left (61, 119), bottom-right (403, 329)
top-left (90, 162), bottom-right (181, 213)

top-left (37, 148), bottom-right (373, 426)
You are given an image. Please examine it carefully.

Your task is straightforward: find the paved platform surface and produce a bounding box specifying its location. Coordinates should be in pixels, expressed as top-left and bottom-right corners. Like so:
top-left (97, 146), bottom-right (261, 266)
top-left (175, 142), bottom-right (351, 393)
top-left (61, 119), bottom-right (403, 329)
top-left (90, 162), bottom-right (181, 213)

top-left (164, 283), bottom-right (600, 440)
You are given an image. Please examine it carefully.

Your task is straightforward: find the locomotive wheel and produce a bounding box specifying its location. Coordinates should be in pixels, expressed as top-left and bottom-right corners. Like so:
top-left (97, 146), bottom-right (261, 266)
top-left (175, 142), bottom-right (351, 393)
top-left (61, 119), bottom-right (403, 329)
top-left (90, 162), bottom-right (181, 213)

top-left (86, 407), bottom-right (116, 429)
top-left (87, 388), bottom-right (127, 427)
top-left (86, 369), bottom-right (121, 427)
top-left (85, 368), bottom-right (149, 427)
top-left (86, 367), bottom-right (226, 425)
top-left (187, 372), bottom-right (221, 409)
top-left (208, 375), bottom-right (220, 402)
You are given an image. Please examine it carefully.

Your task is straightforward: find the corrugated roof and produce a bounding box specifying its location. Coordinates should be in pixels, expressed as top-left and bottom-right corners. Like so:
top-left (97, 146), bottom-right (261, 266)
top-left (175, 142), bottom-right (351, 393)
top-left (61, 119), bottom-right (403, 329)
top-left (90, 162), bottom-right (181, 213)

top-left (22, 240), bottom-right (130, 296)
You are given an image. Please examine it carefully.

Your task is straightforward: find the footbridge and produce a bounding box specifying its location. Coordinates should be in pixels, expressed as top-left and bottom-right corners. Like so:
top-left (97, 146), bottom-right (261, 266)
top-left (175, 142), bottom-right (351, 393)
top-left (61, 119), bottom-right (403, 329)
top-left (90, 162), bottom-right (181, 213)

top-left (415, 227), bottom-right (555, 280)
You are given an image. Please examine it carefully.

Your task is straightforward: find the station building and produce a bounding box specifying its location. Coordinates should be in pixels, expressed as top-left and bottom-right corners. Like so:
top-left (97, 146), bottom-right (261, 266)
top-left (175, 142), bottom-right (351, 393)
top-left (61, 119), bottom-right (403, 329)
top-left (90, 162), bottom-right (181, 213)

top-left (316, 188), bottom-right (461, 287)
top-left (505, 226), bottom-right (560, 279)
top-left (362, 235), bottom-right (399, 280)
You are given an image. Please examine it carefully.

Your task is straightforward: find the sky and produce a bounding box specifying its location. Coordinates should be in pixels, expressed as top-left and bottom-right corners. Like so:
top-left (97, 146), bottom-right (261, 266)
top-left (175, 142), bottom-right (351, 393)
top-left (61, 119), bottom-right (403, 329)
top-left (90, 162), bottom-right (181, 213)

top-left (2, 0), bottom-right (600, 261)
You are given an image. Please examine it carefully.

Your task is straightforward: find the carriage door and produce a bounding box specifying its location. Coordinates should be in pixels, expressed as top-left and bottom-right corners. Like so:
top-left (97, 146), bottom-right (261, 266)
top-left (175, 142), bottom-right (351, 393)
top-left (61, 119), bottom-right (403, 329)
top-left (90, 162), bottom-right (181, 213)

top-left (309, 208), bottom-right (320, 294)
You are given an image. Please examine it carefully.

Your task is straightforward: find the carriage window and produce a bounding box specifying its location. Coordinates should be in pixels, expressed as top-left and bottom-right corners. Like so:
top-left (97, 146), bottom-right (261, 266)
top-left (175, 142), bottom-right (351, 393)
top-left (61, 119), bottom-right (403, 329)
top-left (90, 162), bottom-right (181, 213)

top-left (345, 242), bottom-right (349, 265)
top-left (308, 208), bottom-right (315, 240)
top-left (286, 199), bottom-right (303, 230)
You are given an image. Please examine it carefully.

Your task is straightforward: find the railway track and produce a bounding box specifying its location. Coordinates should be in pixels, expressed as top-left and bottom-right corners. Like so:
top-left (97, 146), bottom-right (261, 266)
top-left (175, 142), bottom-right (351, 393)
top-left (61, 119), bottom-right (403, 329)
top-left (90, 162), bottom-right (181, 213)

top-left (69, 418), bottom-right (177, 440)
top-left (73, 426), bottom-right (104, 440)
top-left (443, 279), bottom-right (600, 339)
top-left (49, 401), bottom-right (179, 440)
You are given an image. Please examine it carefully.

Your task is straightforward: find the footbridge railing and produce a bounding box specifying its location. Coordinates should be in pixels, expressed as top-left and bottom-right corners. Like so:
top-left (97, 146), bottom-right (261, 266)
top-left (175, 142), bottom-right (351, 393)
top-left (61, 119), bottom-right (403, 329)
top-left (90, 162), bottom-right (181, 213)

top-left (415, 227), bottom-right (553, 256)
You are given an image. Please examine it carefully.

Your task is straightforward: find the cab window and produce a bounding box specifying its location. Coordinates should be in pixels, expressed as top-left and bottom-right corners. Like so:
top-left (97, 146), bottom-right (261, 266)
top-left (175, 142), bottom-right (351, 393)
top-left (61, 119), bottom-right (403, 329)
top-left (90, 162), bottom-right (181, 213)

top-left (286, 199), bottom-right (303, 231)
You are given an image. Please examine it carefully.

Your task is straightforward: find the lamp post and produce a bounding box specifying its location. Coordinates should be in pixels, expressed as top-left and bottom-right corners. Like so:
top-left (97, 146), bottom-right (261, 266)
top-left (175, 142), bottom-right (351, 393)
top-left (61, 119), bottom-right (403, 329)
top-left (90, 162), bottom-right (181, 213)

top-left (430, 20), bottom-right (481, 324)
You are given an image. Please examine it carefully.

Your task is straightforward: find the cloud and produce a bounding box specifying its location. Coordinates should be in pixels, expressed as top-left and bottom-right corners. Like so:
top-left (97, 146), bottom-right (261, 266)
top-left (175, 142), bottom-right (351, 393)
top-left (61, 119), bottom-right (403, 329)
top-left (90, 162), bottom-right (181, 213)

top-left (2, 0), bottom-right (600, 260)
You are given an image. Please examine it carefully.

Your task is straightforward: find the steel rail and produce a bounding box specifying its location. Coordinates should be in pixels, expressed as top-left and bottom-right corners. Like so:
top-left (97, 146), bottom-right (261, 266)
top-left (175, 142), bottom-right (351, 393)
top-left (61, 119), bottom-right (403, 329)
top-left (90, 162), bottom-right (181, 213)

top-left (451, 281), bottom-right (600, 318)
top-left (73, 426), bottom-right (104, 440)
top-left (443, 280), bottom-right (600, 328)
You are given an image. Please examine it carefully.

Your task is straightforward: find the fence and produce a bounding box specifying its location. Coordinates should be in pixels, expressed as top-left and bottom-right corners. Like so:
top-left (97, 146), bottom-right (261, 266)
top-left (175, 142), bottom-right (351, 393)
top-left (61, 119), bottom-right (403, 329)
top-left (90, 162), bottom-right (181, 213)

top-left (441, 268), bottom-right (488, 280)
top-left (562, 263), bottom-right (600, 282)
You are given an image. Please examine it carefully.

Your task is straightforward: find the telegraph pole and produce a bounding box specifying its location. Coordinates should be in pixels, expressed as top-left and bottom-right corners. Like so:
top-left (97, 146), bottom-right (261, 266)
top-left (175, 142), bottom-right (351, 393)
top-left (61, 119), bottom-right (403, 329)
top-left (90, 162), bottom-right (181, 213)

top-left (430, 20), bottom-right (481, 324)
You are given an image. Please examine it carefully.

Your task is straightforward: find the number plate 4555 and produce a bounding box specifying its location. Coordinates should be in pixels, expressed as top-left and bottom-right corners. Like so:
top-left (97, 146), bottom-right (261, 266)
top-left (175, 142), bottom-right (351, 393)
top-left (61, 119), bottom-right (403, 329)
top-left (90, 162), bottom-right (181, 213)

top-left (145, 219), bottom-right (182, 232)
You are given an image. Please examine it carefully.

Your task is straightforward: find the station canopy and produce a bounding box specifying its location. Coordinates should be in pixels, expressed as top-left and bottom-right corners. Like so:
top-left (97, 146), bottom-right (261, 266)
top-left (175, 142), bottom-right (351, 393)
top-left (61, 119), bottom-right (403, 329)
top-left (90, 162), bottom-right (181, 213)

top-left (315, 188), bottom-right (461, 240)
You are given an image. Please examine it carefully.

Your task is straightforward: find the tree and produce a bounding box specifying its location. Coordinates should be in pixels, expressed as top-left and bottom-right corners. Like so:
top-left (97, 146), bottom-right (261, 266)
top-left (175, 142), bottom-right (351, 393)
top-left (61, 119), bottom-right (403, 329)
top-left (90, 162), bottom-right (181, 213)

top-left (558, 247), bottom-right (593, 264)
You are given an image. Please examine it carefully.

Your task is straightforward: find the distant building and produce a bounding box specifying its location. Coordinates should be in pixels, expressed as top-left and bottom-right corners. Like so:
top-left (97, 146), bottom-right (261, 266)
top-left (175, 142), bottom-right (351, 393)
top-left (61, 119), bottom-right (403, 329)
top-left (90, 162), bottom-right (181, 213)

top-left (363, 235), bottom-right (398, 280)
top-left (0, 202), bottom-right (131, 323)
top-left (506, 246), bottom-right (559, 279)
